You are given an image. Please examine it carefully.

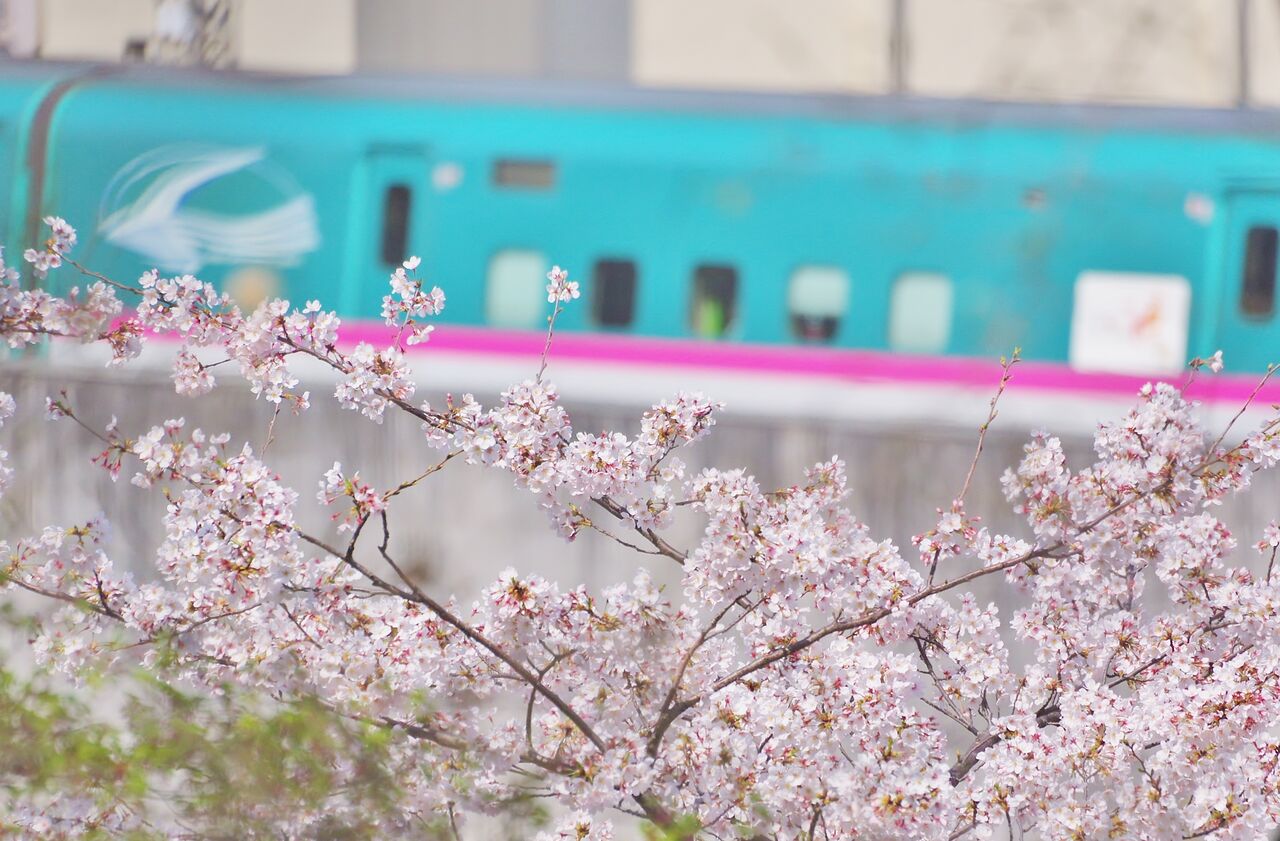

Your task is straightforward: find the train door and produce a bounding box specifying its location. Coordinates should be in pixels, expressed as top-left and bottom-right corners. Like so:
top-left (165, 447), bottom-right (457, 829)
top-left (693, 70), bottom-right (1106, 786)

top-left (350, 146), bottom-right (428, 316)
top-left (1217, 189), bottom-right (1280, 370)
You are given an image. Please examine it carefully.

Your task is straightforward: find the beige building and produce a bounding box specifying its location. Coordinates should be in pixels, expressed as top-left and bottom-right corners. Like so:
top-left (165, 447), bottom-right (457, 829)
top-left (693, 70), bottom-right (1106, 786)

top-left (5, 0), bottom-right (356, 73)
top-left (634, 0), bottom-right (1279, 108)
top-left (5, 0), bottom-right (1280, 108)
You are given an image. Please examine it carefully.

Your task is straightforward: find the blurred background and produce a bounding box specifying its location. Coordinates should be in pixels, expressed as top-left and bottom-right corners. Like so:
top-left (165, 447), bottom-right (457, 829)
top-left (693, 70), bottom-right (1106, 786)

top-left (1, 0), bottom-right (1278, 107)
top-left (3, 0), bottom-right (1280, 595)
top-left (4, 3), bottom-right (1280, 835)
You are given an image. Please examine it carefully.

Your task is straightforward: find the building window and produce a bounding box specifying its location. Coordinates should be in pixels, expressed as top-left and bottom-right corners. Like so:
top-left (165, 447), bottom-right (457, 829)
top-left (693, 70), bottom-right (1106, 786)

top-left (1242, 225), bottom-right (1278, 318)
top-left (889, 272), bottom-right (953, 353)
top-left (486, 250), bottom-right (547, 328)
top-left (493, 159), bottom-right (557, 190)
top-left (788, 266), bottom-right (850, 342)
top-left (380, 184), bottom-right (412, 266)
top-left (592, 259), bottom-right (637, 328)
top-left (691, 264), bottom-right (737, 338)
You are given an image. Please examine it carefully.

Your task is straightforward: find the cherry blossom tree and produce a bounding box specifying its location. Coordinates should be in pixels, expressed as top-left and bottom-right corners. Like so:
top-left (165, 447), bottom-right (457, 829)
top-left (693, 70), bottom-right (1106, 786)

top-left (4, 217), bottom-right (1280, 840)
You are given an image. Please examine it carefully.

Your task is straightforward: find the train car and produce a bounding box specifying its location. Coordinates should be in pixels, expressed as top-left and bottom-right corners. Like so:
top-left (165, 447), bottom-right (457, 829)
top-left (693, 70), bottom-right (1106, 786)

top-left (11, 64), bottom-right (1280, 425)
top-left (0, 63), bottom-right (98, 262)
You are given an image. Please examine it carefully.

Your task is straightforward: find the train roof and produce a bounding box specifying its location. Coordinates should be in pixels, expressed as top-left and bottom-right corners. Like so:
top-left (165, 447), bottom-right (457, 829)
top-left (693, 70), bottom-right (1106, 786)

top-left (8, 59), bottom-right (1280, 137)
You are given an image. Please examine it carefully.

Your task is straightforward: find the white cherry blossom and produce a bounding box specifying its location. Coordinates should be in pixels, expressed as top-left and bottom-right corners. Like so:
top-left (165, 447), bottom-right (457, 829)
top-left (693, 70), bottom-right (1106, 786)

top-left (4, 219), bottom-right (1280, 839)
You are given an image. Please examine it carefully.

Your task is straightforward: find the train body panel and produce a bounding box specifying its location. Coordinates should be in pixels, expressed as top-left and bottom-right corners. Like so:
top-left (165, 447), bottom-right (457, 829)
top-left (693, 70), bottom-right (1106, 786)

top-left (15, 66), bottom-right (1280, 374)
top-left (0, 64), bottom-right (91, 265)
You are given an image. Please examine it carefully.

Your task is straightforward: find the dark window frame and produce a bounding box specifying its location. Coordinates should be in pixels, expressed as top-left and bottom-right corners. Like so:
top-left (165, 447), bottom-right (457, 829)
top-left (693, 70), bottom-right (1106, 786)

top-left (380, 183), bottom-right (412, 267)
top-left (592, 258), bottom-right (638, 328)
top-left (1241, 224), bottom-right (1279, 318)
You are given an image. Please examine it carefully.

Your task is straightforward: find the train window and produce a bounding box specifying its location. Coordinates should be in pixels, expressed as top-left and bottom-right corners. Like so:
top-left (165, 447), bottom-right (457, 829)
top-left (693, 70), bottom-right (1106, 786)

top-left (380, 184), bottom-right (412, 266)
top-left (1241, 225), bottom-right (1279, 317)
top-left (493, 159), bottom-right (557, 190)
top-left (486, 250), bottom-right (547, 328)
top-left (889, 272), bottom-right (953, 353)
top-left (593, 259), bottom-right (637, 328)
top-left (691, 264), bottom-right (737, 339)
top-left (788, 266), bottom-right (850, 342)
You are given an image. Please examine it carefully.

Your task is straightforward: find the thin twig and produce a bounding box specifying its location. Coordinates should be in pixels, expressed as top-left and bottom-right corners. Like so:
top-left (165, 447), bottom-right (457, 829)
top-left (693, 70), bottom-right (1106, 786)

top-left (592, 496), bottom-right (688, 564)
top-left (536, 298), bottom-right (564, 385)
top-left (68, 259), bottom-right (142, 295)
top-left (1209, 362), bottom-right (1279, 454)
top-left (261, 402), bottom-right (282, 456)
top-left (384, 451), bottom-right (460, 500)
top-left (956, 348), bottom-right (1020, 509)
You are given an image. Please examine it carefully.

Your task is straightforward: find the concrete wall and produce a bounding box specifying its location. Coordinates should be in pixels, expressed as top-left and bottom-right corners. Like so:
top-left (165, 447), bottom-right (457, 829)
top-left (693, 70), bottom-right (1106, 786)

top-left (5, 363), bottom-right (1279, 603)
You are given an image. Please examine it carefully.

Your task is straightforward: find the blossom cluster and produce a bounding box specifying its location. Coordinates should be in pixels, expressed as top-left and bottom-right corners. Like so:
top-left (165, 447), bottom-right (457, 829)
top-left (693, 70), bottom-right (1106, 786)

top-left (382, 256), bottom-right (445, 346)
top-left (546, 264), bottom-right (580, 303)
top-left (318, 462), bottom-right (386, 532)
top-left (4, 218), bottom-right (1280, 840)
top-left (0, 230), bottom-right (134, 360)
top-left (22, 215), bottom-right (75, 278)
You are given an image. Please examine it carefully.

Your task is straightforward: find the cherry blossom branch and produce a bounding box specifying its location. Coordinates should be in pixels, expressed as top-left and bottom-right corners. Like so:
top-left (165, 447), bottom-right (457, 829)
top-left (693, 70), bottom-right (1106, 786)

top-left (955, 348), bottom-right (1019, 510)
top-left (524, 649), bottom-right (573, 759)
top-left (1209, 362), bottom-right (1279, 454)
top-left (0, 571), bottom-right (120, 620)
top-left (581, 516), bottom-right (668, 556)
top-left (912, 631), bottom-right (979, 735)
top-left (681, 544), bottom-right (1052, 711)
top-left (299, 523), bottom-right (612, 756)
top-left (647, 593), bottom-right (754, 757)
top-left (536, 302), bottom-right (563, 386)
top-left (43, 392), bottom-right (615, 800)
top-left (592, 495), bottom-right (688, 564)
top-left (658, 463), bottom-right (1198, 750)
top-left (115, 602), bottom-right (265, 652)
top-left (948, 704), bottom-right (1061, 786)
top-left (536, 266), bottom-right (578, 385)
top-left (383, 451), bottom-right (460, 500)
top-left (8, 222), bottom-right (1280, 838)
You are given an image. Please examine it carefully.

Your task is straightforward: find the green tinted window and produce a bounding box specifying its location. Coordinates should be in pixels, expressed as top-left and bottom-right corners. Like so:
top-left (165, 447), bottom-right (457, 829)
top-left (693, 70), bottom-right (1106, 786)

top-left (889, 272), bottom-right (952, 353)
top-left (691, 264), bottom-right (737, 339)
top-left (486, 250), bottom-right (547, 328)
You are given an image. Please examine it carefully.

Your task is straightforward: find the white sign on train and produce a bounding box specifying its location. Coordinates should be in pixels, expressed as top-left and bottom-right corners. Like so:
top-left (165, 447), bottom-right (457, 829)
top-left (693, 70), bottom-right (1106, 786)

top-left (1069, 271), bottom-right (1191, 376)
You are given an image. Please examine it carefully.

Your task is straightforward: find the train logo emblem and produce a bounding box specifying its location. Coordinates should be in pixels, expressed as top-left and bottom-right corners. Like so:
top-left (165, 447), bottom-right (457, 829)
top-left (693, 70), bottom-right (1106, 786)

top-left (99, 145), bottom-right (320, 274)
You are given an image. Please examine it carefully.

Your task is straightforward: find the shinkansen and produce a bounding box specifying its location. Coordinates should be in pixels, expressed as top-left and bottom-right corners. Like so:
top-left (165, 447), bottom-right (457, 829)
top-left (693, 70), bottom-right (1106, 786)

top-left (3, 62), bottom-right (1280, 411)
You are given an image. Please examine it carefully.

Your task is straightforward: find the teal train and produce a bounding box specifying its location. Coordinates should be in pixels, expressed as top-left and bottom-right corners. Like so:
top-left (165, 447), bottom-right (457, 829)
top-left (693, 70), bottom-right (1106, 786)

top-left (3, 61), bottom-right (1279, 394)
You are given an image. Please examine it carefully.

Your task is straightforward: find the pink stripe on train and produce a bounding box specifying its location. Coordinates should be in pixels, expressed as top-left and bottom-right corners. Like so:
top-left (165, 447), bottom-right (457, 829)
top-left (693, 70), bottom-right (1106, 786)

top-left (333, 321), bottom-right (1280, 408)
